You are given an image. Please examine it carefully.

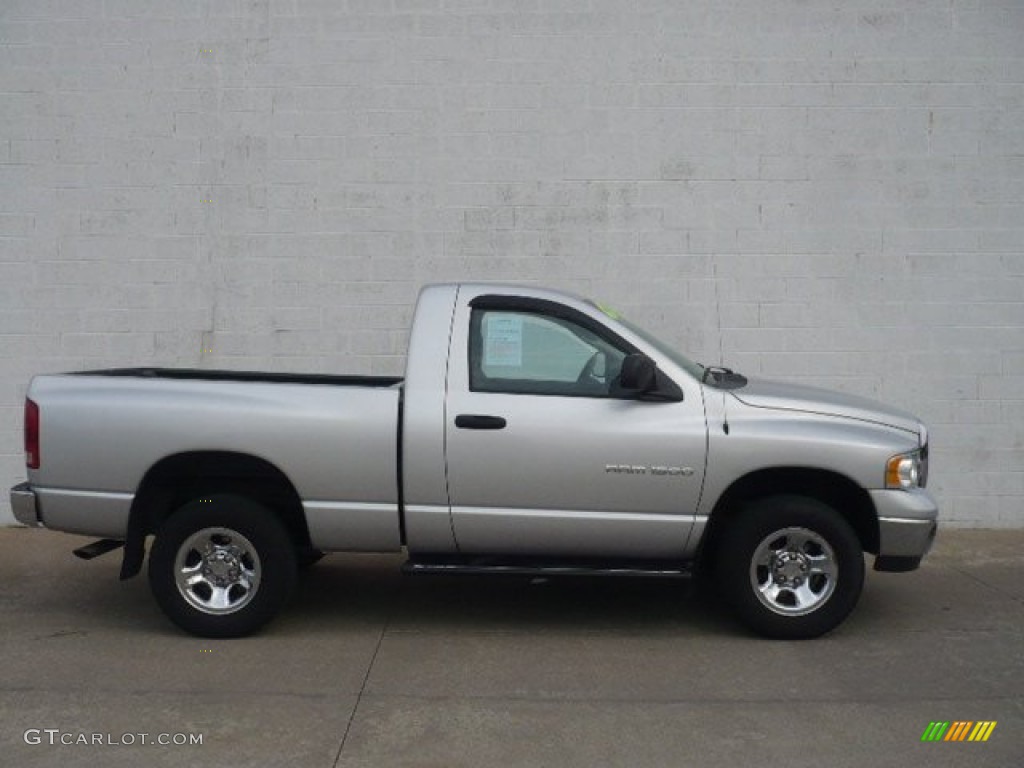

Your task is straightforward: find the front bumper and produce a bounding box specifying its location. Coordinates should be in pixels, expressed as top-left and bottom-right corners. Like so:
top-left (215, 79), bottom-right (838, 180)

top-left (870, 488), bottom-right (938, 572)
top-left (10, 483), bottom-right (41, 527)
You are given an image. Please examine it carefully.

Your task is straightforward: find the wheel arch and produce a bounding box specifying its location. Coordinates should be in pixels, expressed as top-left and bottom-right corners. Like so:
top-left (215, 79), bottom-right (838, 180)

top-left (697, 467), bottom-right (878, 574)
top-left (120, 451), bottom-right (310, 580)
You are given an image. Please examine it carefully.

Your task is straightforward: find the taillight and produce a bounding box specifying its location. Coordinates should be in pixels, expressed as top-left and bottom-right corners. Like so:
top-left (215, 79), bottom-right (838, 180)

top-left (25, 398), bottom-right (39, 469)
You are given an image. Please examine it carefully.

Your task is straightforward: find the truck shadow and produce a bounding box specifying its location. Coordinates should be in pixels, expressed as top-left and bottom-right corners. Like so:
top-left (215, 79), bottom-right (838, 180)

top-left (287, 553), bottom-right (738, 637)
top-left (26, 545), bottom-right (738, 638)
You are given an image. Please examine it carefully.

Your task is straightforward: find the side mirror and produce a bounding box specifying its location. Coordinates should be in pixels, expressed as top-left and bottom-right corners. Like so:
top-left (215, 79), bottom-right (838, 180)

top-left (619, 353), bottom-right (657, 394)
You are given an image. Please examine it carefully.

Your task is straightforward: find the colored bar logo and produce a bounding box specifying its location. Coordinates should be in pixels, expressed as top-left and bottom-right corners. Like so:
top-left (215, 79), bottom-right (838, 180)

top-left (921, 721), bottom-right (997, 742)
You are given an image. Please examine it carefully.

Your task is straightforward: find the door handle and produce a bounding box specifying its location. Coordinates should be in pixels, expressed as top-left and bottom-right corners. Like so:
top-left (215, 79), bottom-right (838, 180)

top-left (455, 414), bottom-right (507, 430)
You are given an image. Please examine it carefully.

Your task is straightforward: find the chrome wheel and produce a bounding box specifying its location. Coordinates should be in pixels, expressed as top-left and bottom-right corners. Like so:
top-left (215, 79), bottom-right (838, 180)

top-left (750, 526), bottom-right (838, 617)
top-left (174, 527), bottom-right (261, 615)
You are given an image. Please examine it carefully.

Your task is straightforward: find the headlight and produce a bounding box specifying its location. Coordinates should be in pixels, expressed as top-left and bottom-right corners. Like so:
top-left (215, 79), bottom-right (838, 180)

top-left (886, 451), bottom-right (922, 489)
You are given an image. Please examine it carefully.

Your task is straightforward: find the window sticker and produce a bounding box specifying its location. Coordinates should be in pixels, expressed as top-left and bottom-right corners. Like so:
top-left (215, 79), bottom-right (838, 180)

top-left (484, 314), bottom-right (523, 367)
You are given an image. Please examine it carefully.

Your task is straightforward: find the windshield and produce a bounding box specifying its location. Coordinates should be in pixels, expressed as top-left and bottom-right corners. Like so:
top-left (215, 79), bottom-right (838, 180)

top-left (589, 301), bottom-right (705, 380)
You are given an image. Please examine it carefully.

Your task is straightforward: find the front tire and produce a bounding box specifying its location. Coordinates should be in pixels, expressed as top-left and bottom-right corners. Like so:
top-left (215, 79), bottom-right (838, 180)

top-left (717, 495), bottom-right (865, 639)
top-left (148, 494), bottom-right (298, 638)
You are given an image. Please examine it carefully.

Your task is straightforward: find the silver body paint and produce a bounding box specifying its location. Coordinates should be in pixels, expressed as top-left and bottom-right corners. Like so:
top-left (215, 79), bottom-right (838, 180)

top-left (12, 283), bottom-right (938, 566)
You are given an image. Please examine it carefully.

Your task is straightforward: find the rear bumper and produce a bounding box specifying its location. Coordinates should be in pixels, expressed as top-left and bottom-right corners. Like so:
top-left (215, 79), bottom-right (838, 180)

top-left (10, 483), bottom-right (41, 527)
top-left (870, 488), bottom-right (938, 572)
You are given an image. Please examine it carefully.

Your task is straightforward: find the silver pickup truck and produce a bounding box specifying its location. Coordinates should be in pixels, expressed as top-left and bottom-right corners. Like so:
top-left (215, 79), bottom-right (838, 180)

top-left (10, 283), bottom-right (937, 639)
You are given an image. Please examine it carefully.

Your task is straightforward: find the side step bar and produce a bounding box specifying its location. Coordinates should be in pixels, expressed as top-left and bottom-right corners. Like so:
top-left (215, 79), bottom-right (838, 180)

top-left (403, 557), bottom-right (692, 580)
top-left (73, 539), bottom-right (125, 560)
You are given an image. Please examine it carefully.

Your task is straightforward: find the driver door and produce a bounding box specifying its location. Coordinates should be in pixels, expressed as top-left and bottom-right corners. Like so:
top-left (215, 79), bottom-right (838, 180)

top-left (444, 295), bottom-right (707, 559)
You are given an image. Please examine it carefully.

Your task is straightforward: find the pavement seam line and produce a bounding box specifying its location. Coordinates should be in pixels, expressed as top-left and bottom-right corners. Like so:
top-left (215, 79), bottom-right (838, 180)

top-left (327, 691), bottom-right (1024, 706)
top-left (332, 605), bottom-right (392, 767)
top-left (944, 562), bottom-right (1024, 608)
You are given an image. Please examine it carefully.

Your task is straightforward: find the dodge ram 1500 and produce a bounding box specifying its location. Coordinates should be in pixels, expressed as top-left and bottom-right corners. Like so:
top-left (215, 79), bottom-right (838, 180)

top-left (10, 283), bottom-right (938, 639)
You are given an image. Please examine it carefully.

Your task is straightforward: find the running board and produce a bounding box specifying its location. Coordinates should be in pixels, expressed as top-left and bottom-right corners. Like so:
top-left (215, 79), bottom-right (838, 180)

top-left (73, 539), bottom-right (125, 560)
top-left (402, 557), bottom-right (692, 580)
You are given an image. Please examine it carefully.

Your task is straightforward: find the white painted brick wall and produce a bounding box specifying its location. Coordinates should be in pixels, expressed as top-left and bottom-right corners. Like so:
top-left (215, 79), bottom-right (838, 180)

top-left (1, 1), bottom-right (1022, 528)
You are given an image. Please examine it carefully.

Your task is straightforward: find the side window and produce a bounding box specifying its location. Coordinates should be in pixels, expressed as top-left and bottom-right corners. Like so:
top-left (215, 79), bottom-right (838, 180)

top-left (469, 309), bottom-right (627, 397)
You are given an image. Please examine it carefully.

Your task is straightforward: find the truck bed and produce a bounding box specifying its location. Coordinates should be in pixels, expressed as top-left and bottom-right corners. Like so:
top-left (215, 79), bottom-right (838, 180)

top-left (26, 371), bottom-right (403, 550)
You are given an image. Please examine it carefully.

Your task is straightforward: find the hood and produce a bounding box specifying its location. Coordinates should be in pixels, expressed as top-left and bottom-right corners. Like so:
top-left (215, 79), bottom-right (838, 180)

top-left (730, 377), bottom-right (922, 437)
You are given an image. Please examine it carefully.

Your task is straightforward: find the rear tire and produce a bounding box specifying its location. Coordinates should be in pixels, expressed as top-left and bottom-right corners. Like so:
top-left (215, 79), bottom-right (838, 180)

top-left (148, 494), bottom-right (298, 638)
top-left (717, 495), bottom-right (864, 639)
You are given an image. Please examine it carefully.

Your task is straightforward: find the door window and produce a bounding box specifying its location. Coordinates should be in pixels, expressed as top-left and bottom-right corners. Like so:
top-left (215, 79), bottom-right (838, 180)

top-left (469, 309), bottom-right (628, 397)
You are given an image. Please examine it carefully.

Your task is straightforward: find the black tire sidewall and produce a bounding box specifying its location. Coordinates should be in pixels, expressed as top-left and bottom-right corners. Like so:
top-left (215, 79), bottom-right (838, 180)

top-left (148, 494), bottom-right (298, 638)
top-left (718, 495), bottom-right (865, 640)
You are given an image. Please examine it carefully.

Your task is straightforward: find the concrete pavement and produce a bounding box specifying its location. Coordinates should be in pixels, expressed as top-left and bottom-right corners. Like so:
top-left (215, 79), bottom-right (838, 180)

top-left (1, 527), bottom-right (1021, 767)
